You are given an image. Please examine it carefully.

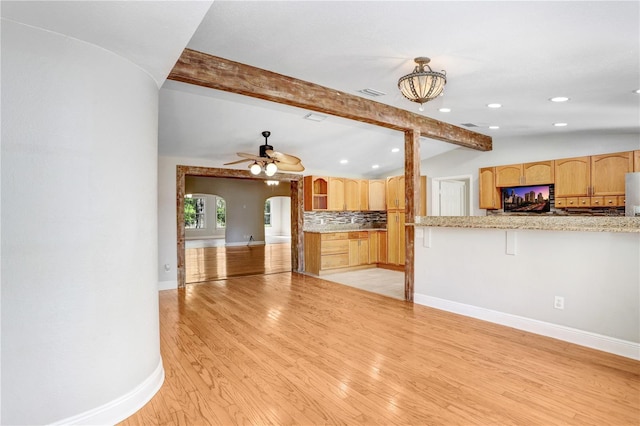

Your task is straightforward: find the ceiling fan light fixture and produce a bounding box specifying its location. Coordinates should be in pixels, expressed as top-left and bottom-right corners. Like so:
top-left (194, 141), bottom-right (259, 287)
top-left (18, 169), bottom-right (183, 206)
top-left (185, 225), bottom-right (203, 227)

top-left (250, 162), bottom-right (262, 175)
top-left (398, 57), bottom-right (447, 109)
top-left (265, 162), bottom-right (278, 176)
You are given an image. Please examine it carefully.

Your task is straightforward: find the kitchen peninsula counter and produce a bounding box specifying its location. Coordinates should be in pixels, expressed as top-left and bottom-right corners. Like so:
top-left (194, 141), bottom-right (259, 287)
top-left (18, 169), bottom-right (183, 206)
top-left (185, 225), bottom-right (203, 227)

top-left (411, 216), bottom-right (640, 233)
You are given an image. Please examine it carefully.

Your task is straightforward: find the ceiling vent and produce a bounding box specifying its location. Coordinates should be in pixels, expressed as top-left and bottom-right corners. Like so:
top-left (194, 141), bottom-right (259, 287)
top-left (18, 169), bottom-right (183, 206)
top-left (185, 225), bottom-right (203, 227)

top-left (461, 123), bottom-right (479, 128)
top-left (304, 113), bottom-right (327, 122)
top-left (358, 88), bottom-right (386, 97)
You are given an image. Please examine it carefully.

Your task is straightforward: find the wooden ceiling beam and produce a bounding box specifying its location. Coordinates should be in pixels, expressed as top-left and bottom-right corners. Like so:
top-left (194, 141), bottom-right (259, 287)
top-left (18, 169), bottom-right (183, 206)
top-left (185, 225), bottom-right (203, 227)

top-left (167, 48), bottom-right (492, 151)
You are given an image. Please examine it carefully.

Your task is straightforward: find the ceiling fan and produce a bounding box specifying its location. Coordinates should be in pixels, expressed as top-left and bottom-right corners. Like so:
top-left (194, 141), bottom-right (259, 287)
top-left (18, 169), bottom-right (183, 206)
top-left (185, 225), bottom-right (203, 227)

top-left (224, 131), bottom-right (304, 176)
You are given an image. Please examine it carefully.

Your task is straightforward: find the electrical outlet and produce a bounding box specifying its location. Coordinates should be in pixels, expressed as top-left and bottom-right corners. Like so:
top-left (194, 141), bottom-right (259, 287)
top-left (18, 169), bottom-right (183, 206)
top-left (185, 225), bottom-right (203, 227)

top-left (554, 296), bottom-right (565, 310)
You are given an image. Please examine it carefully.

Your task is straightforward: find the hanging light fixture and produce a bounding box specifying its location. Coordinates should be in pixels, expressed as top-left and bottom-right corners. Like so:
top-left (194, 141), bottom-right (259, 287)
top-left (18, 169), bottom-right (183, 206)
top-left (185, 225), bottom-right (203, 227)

top-left (398, 57), bottom-right (447, 111)
top-left (250, 162), bottom-right (262, 175)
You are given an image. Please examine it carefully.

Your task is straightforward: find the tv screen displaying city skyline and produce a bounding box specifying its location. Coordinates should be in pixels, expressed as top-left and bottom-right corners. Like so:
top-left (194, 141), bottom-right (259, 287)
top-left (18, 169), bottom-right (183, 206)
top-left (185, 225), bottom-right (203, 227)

top-left (502, 185), bottom-right (551, 213)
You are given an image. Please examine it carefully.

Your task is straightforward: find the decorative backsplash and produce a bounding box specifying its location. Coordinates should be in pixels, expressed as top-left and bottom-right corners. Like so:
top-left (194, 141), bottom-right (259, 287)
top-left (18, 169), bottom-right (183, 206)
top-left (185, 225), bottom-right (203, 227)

top-left (304, 211), bottom-right (387, 226)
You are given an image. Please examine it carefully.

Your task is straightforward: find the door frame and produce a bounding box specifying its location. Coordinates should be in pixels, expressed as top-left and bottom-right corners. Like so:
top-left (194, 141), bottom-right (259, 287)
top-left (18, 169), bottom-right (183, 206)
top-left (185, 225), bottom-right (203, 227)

top-left (176, 165), bottom-right (304, 288)
top-left (430, 174), bottom-right (472, 216)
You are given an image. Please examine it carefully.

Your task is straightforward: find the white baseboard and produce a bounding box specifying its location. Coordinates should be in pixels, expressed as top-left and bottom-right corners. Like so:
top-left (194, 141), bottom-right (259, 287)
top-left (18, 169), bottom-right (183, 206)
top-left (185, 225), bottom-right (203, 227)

top-left (225, 241), bottom-right (265, 247)
top-left (414, 293), bottom-right (640, 360)
top-left (51, 358), bottom-right (164, 425)
top-left (158, 280), bottom-right (177, 291)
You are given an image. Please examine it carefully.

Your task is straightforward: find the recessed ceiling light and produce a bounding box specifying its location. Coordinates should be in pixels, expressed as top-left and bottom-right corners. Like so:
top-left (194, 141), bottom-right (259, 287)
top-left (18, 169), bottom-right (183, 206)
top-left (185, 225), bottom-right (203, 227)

top-left (438, 108), bottom-right (451, 113)
top-left (634, 89), bottom-right (640, 94)
top-left (553, 122), bottom-right (568, 127)
top-left (550, 96), bottom-right (570, 102)
top-left (487, 103), bottom-right (502, 108)
top-left (391, 148), bottom-right (400, 153)
top-left (489, 125), bottom-right (500, 130)
top-left (372, 164), bottom-right (380, 169)
top-left (340, 159), bottom-right (348, 164)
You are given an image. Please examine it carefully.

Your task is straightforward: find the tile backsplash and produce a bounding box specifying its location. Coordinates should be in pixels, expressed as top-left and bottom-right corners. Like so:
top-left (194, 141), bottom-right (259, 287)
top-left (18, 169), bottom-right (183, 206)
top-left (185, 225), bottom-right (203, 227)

top-left (304, 211), bottom-right (387, 226)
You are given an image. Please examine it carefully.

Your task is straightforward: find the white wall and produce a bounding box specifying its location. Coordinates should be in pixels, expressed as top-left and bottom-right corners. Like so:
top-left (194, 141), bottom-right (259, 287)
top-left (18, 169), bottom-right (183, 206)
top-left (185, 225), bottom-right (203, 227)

top-left (265, 196), bottom-right (292, 236)
top-left (414, 227), bottom-right (640, 358)
top-left (422, 133), bottom-right (640, 215)
top-left (2, 21), bottom-right (162, 424)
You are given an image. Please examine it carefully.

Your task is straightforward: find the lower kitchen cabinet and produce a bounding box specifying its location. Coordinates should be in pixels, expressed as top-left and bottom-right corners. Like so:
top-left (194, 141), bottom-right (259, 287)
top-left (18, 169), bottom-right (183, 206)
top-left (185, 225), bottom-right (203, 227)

top-left (304, 231), bottom-right (382, 275)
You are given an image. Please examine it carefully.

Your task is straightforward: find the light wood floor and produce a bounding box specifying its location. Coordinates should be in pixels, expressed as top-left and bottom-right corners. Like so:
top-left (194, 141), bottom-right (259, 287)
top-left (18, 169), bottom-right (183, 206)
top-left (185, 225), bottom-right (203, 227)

top-left (121, 272), bottom-right (639, 425)
top-left (186, 243), bottom-right (291, 283)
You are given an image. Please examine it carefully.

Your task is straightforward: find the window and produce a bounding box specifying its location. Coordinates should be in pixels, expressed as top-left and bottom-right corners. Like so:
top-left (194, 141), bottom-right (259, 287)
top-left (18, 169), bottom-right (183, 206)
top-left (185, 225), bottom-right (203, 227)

top-left (264, 199), bottom-right (271, 227)
top-left (216, 197), bottom-right (226, 228)
top-left (184, 196), bottom-right (205, 229)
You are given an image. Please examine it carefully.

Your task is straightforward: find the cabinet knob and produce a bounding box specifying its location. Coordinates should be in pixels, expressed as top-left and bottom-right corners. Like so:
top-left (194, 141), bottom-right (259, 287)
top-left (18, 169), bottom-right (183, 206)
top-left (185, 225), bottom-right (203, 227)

top-left (569, 201), bottom-right (574, 204)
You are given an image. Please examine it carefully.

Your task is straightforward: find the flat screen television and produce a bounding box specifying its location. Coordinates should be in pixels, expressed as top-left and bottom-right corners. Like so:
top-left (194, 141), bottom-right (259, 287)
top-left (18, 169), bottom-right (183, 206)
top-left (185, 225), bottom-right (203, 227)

top-left (502, 185), bottom-right (551, 213)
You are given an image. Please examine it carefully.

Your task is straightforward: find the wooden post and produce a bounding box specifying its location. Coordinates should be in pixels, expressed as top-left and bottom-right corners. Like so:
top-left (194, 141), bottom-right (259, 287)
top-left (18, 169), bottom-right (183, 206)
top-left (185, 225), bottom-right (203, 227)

top-left (404, 130), bottom-right (420, 302)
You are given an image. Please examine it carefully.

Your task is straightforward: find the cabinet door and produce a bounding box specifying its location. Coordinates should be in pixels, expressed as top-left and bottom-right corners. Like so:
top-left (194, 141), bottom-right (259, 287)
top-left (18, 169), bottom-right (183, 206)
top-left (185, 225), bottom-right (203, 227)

top-left (328, 177), bottom-right (345, 210)
top-left (635, 150), bottom-right (640, 172)
top-left (479, 167), bottom-right (500, 209)
top-left (495, 164), bottom-right (523, 187)
top-left (555, 157), bottom-right (590, 197)
top-left (398, 176), bottom-right (406, 210)
top-left (359, 180), bottom-right (369, 210)
top-left (368, 180), bottom-right (386, 210)
top-left (368, 232), bottom-right (379, 263)
top-left (348, 239), bottom-right (360, 266)
top-left (387, 212), bottom-right (399, 264)
top-left (359, 239), bottom-right (369, 265)
top-left (386, 176), bottom-right (400, 210)
top-left (523, 160), bottom-right (554, 185)
top-left (591, 152), bottom-right (632, 196)
top-left (344, 178), bottom-right (360, 210)
top-left (378, 231), bottom-right (388, 264)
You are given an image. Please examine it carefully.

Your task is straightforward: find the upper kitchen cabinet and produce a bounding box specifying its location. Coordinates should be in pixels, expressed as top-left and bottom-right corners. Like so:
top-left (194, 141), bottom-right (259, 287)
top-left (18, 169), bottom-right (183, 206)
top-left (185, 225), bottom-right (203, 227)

top-left (479, 167), bottom-right (501, 209)
top-left (369, 180), bottom-right (386, 210)
top-left (555, 156), bottom-right (591, 198)
top-left (634, 150), bottom-right (640, 172)
top-left (590, 151), bottom-right (632, 196)
top-left (359, 180), bottom-right (369, 211)
top-left (344, 178), bottom-right (360, 210)
top-left (495, 161), bottom-right (554, 187)
top-left (328, 177), bottom-right (345, 210)
top-left (303, 176), bottom-right (328, 211)
top-left (386, 175), bottom-right (406, 211)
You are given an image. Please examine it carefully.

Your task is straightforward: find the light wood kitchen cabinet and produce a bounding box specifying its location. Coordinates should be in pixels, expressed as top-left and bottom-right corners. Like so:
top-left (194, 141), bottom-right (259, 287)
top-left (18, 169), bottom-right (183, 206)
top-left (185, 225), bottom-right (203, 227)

top-left (359, 180), bottom-right (369, 211)
top-left (479, 167), bottom-right (501, 209)
top-left (328, 177), bottom-right (345, 210)
top-left (348, 232), bottom-right (369, 266)
top-left (387, 211), bottom-right (405, 265)
top-left (368, 231), bottom-right (379, 263)
top-left (369, 180), bottom-right (386, 210)
top-left (378, 231), bottom-right (388, 264)
top-left (495, 164), bottom-right (522, 187)
top-left (635, 150), bottom-right (640, 172)
top-left (386, 175), bottom-right (406, 210)
top-left (590, 151), bottom-right (632, 196)
top-left (304, 232), bottom-right (349, 275)
top-left (303, 176), bottom-right (328, 211)
top-left (344, 178), bottom-right (360, 210)
top-left (495, 161), bottom-right (555, 187)
top-left (555, 156), bottom-right (591, 198)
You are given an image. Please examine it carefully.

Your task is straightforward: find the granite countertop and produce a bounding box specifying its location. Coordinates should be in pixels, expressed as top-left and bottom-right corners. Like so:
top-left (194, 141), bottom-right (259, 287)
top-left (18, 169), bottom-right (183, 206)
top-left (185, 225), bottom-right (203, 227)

top-left (411, 216), bottom-right (640, 233)
top-left (303, 225), bottom-right (387, 233)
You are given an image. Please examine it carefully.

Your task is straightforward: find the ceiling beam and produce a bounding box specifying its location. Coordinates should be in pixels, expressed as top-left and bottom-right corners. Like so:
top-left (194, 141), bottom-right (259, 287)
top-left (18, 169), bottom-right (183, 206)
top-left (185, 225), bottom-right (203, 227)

top-left (167, 49), bottom-right (492, 152)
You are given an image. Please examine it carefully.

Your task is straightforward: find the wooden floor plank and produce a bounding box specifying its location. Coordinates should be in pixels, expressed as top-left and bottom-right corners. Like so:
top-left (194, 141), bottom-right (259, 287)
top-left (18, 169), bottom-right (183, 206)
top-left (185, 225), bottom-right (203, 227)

top-left (121, 272), bottom-right (639, 425)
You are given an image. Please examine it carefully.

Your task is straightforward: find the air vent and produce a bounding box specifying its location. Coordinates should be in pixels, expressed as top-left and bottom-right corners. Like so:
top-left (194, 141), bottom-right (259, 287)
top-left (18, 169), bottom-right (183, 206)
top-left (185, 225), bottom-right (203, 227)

top-left (461, 123), bottom-right (479, 128)
top-left (304, 113), bottom-right (327, 122)
top-left (358, 88), bottom-right (386, 97)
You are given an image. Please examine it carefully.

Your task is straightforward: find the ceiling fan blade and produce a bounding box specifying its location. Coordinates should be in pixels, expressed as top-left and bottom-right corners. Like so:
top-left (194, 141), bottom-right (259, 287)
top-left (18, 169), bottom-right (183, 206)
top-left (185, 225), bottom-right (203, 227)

top-left (223, 158), bottom-right (252, 165)
top-left (265, 149), bottom-right (301, 165)
top-left (237, 152), bottom-right (263, 161)
top-left (276, 162), bottom-right (305, 172)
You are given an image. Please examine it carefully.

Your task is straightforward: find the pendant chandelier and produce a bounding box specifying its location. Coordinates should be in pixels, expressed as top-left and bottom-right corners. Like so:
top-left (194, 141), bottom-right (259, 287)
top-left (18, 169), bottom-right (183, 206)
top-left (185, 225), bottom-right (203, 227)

top-left (398, 57), bottom-right (447, 111)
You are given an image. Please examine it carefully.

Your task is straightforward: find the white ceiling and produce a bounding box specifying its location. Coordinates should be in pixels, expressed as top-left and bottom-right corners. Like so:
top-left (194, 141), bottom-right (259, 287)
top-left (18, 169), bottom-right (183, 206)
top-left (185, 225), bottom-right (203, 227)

top-left (4, 1), bottom-right (639, 178)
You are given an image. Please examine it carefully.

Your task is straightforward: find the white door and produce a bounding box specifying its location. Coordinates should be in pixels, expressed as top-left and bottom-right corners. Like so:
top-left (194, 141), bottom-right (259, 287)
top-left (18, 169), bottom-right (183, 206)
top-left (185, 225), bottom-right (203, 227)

top-left (440, 180), bottom-right (466, 216)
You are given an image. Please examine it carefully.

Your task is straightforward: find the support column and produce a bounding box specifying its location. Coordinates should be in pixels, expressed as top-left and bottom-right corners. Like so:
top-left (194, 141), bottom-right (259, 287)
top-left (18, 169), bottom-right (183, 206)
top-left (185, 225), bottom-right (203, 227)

top-left (404, 129), bottom-right (421, 302)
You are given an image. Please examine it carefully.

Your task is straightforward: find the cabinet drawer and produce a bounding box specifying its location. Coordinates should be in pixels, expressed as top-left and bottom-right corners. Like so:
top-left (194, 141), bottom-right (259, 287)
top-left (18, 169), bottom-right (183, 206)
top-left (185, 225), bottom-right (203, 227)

top-left (578, 197), bottom-right (591, 207)
top-left (590, 196), bottom-right (604, 207)
top-left (321, 254), bottom-right (349, 269)
top-left (321, 233), bottom-right (348, 241)
top-left (555, 197), bottom-right (566, 208)
top-left (348, 231), bottom-right (369, 239)
top-left (619, 195), bottom-right (626, 206)
top-left (603, 196), bottom-right (619, 207)
top-left (321, 239), bottom-right (349, 255)
top-left (565, 197), bottom-right (579, 207)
